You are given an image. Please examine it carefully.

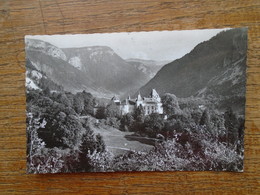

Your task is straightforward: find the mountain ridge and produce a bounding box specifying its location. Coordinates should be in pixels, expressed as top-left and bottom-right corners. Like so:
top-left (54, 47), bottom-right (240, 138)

top-left (137, 28), bottom-right (247, 113)
top-left (25, 38), bottom-right (158, 99)
top-left (125, 58), bottom-right (169, 79)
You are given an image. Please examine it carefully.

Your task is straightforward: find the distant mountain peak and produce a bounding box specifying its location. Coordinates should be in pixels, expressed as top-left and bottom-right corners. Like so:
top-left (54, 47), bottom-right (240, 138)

top-left (126, 58), bottom-right (171, 66)
top-left (86, 45), bottom-right (114, 51)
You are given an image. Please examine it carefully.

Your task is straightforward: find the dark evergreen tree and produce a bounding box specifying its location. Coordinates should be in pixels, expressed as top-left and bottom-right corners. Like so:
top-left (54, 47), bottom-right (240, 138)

top-left (95, 134), bottom-right (106, 153)
top-left (81, 91), bottom-right (95, 115)
top-left (191, 109), bottom-right (203, 125)
top-left (78, 128), bottom-right (96, 171)
top-left (78, 129), bottom-right (106, 171)
top-left (133, 105), bottom-right (145, 123)
top-left (120, 113), bottom-right (134, 131)
top-left (95, 106), bottom-right (106, 119)
top-left (73, 95), bottom-right (84, 114)
top-left (199, 109), bottom-right (211, 130)
top-left (224, 107), bottom-right (239, 146)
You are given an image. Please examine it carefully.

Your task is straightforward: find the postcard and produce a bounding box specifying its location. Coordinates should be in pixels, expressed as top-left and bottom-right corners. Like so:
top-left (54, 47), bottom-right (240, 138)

top-left (25, 28), bottom-right (247, 173)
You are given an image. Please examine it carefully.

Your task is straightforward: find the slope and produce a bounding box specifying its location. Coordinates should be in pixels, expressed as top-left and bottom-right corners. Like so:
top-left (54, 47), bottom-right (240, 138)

top-left (62, 46), bottom-right (150, 97)
top-left (137, 28), bottom-right (247, 112)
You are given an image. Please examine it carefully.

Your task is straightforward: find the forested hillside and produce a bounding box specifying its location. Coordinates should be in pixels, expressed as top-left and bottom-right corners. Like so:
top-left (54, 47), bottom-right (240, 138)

top-left (138, 28), bottom-right (247, 114)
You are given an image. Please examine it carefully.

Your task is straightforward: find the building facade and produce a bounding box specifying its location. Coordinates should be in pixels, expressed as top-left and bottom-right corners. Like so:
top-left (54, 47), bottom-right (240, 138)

top-left (111, 89), bottom-right (163, 115)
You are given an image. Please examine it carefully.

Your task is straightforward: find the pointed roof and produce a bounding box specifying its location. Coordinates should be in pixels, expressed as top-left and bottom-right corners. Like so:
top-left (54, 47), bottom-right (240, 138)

top-left (111, 95), bottom-right (120, 101)
top-left (137, 92), bottom-right (142, 101)
top-left (151, 89), bottom-right (159, 98)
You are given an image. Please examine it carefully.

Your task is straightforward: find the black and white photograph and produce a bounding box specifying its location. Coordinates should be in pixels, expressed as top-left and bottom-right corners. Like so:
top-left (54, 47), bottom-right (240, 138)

top-left (25, 28), bottom-right (247, 174)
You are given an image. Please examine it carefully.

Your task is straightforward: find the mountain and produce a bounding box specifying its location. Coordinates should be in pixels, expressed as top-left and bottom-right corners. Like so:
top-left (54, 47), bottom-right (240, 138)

top-left (137, 28), bottom-right (247, 113)
top-left (25, 38), bottom-right (67, 61)
top-left (126, 58), bottom-right (170, 67)
top-left (25, 58), bottom-right (65, 92)
top-left (125, 58), bottom-right (169, 79)
top-left (62, 46), bottom-right (150, 97)
top-left (25, 39), bottom-right (151, 99)
top-left (25, 39), bottom-right (107, 96)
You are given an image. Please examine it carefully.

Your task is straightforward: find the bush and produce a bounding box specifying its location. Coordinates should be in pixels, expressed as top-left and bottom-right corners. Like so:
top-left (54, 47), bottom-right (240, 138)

top-left (110, 131), bottom-right (243, 172)
top-left (120, 113), bottom-right (134, 131)
top-left (105, 117), bottom-right (120, 129)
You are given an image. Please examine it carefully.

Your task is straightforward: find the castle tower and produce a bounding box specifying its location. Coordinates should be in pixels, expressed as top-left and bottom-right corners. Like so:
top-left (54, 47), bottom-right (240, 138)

top-left (151, 89), bottom-right (161, 102)
top-left (136, 92), bottom-right (143, 107)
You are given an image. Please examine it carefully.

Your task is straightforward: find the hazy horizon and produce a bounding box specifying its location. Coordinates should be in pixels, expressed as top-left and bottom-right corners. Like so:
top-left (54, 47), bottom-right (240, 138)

top-left (26, 28), bottom-right (228, 61)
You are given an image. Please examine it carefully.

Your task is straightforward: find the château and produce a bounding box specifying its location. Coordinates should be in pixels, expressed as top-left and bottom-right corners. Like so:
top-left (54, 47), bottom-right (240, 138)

top-left (111, 89), bottom-right (163, 115)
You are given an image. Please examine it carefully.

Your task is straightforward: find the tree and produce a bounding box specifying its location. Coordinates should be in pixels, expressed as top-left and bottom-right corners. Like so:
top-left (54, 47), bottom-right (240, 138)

top-left (95, 106), bottom-right (106, 119)
top-left (106, 102), bottom-right (121, 118)
top-left (81, 91), bottom-right (95, 115)
top-left (26, 87), bottom-right (111, 172)
top-left (224, 107), bottom-right (238, 146)
top-left (120, 113), bottom-right (134, 131)
top-left (191, 109), bottom-right (203, 125)
top-left (129, 105), bottom-right (145, 133)
top-left (199, 109), bottom-right (211, 130)
top-left (144, 113), bottom-right (165, 137)
top-left (78, 127), bottom-right (97, 171)
top-left (35, 95), bottom-right (85, 149)
top-left (83, 98), bottom-right (95, 115)
top-left (73, 95), bottom-right (84, 114)
top-left (78, 129), bottom-right (106, 171)
top-left (210, 111), bottom-right (225, 136)
top-left (56, 92), bottom-right (71, 107)
top-left (37, 112), bottom-right (85, 149)
top-left (95, 134), bottom-right (106, 153)
top-left (105, 117), bottom-right (120, 129)
top-left (161, 93), bottom-right (181, 116)
top-left (26, 112), bottom-right (65, 174)
top-left (133, 105), bottom-right (145, 123)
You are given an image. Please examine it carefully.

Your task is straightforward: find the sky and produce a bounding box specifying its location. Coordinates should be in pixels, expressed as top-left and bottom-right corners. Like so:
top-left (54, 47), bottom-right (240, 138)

top-left (26, 28), bottom-right (228, 61)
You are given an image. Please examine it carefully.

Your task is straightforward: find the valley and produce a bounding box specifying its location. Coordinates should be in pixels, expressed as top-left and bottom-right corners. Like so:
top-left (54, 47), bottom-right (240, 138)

top-left (26, 38), bottom-right (166, 99)
top-left (25, 28), bottom-right (247, 173)
top-left (86, 116), bottom-right (153, 156)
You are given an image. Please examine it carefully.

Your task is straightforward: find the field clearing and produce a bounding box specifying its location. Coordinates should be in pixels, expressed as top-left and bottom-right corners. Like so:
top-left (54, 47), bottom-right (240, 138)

top-left (88, 118), bottom-right (154, 156)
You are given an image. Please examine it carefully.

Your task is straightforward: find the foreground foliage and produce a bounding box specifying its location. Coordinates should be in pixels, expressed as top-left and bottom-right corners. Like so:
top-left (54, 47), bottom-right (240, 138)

top-left (27, 85), bottom-right (244, 173)
top-left (26, 88), bottom-right (106, 173)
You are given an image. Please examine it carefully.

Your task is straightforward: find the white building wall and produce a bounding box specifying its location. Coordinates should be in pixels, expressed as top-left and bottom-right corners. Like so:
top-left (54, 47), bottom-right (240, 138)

top-left (120, 104), bottom-right (129, 115)
top-left (157, 103), bottom-right (163, 114)
top-left (114, 89), bottom-right (164, 116)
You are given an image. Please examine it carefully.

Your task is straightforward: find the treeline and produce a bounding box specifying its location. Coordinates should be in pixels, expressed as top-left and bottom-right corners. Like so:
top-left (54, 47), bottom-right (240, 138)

top-left (92, 93), bottom-right (245, 172)
top-left (96, 93), bottom-right (244, 147)
top-left (26, 88), bottom-right (107, 173)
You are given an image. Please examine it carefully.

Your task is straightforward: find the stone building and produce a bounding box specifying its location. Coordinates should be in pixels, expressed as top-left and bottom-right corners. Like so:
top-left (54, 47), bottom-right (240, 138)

top-left (111, 89), bottom-right (163, 115)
